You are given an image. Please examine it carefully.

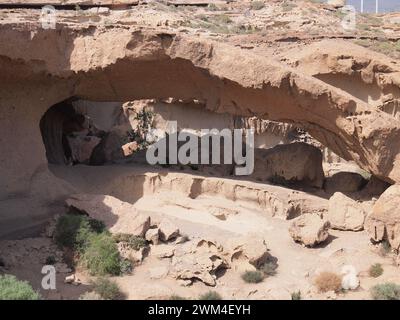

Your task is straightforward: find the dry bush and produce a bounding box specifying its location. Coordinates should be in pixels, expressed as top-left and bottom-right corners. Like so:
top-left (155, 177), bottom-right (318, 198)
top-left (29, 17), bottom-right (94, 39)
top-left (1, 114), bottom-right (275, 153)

top-left (314, 272), bottom-right (342, 293)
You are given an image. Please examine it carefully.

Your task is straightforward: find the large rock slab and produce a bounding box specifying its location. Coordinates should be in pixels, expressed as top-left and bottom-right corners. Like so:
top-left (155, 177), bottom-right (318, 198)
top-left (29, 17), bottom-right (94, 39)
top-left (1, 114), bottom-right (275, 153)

top-left (66, 194), bottom-right (150, 237)
top-left (289, 214), bottom-right (330, 247)
top-left (327, 192), bottom-right (366, 231)
top-left (253, 143), bottom-right (325, 188)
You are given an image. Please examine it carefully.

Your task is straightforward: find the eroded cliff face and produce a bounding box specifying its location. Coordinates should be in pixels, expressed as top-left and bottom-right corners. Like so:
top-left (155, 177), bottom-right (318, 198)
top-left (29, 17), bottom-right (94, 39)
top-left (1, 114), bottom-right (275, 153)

top-left (0, 7), bottom-right (400, 200)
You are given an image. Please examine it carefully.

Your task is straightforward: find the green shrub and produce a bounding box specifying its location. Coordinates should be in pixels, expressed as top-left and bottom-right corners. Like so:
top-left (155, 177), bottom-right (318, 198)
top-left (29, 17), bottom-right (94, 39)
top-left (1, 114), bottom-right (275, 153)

top-left (371, 283), bottom-right (400, 300)
top-left (369, 263), bottom-right (384, 278)
top-left (0, 275), bottom-right (40, 300)
top-left (260, 261), bottom-right (278, 276)
top-left (55, 214), bottom-right (105, 251)
top-left (199, 291), bottom-right (222, 300)
top-left (119, 259), bottom-right (133, 275)
top-left (241, 270), bottom-right (264, 283)
top-left (80, 233), bottom-right (121, 276)
top-left (113, 233), bottom-right (147, 251)
top-left (291, 290), bottom-right (301, 300)
top-left (93, 278), bottom-right (122, 300)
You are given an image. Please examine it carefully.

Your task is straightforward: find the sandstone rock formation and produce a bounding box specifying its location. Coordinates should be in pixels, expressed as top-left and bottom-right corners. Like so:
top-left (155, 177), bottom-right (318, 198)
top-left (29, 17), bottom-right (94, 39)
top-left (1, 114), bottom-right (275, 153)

top-left (366, 185), bottom-right (400, 251)
top-left (289, 214), bottom-right (330, 247)
top-left (2, 18), bottom-right (400, 205)
top-left (66, 194), bottom-right (151, 237)
top-left (253, 142), bottom-right (324, 188)
top-left (324, 172), bottom-right (367, 194)
top-left (327, 192), bottom-right (366, 231)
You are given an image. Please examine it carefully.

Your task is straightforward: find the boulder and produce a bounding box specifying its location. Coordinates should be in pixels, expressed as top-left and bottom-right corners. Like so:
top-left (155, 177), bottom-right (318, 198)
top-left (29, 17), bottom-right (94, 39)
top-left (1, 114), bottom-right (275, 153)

top-left (362, 176), bottom-right (390, 197)
top-left (89, 131), bottom-right (126, 165)
top-left (253, 142), bottom-right (325, 188)
top-left (170, 238), bottom-right (228, 286)
top-left (67, 135), bottom-right (101, 163)
top-left (226, 235), bottom-right (270, 270)
top-left (327, 192), bottom-right (365, 231)
top-left (324, 172), bottom-right (367, 194)
top-left (66, 194), bottom-right (150, 237)
top-left (145, 228), bottom-right (160, 245)
top-left (289, 214), bottom-right (330, 247)
top-left (365, 185), bottom-right (400, 251)
top-left (158, 219), bottom-right (180, 242)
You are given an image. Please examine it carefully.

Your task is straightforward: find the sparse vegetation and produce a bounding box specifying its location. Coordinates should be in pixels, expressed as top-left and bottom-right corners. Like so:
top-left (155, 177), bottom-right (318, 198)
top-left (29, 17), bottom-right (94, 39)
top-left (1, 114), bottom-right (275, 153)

top-left (199, 291), bottom-right (222, 300)
top-left (371, 283), bottom-right (400, 300)
top-left (369, 263), bottom-right (384, 278)
top-left (54, 213), bottom-right (105, 251)
top-left (0, 275), bottom-right (40, 300)
top-left (250, 1), bottom-right (265, 11)
top-left (113, 233), bottom-right (147, 251)
top-left (241, 270), bottom-right (264, 283)
top-left (169, 295), bottom-right (186, 300)
top-left (126, 107), bottom-right (155, 150)
top-left (80, 233), bottom-right (121, 276)
top-left (314, 272), bottom-right (342, 293)
top-left (260, 261), bottom-right (278, 276)
top-left (291, 290), bottom-right (301, 300)
top-left (92, 277), bottom-right (122, 300)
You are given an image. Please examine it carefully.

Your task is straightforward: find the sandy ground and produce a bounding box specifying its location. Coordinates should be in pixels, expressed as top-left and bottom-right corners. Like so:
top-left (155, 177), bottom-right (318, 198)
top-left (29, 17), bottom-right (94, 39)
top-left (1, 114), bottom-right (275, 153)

top-left (1, 164), bottom-right (399, 300)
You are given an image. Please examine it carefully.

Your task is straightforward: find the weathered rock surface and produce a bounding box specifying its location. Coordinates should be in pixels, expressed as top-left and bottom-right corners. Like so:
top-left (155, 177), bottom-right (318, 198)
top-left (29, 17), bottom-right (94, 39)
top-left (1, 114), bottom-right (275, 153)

top-left (158, 219), bottom-right (180, 242)
top-left (66, 194), bottom-right (150, 237)
top-left (289, 214), bottom-right (330, 247)
top-left (324, 172), bottom-right (367, 194)
top-left (365, 185), bottom-right (400, 251)
top-left (170, 238), bottom-right (228, 286)
top-left (253, 142), bottom-right (325, 188)
top-left (327, 192), bottom-right (366, 231)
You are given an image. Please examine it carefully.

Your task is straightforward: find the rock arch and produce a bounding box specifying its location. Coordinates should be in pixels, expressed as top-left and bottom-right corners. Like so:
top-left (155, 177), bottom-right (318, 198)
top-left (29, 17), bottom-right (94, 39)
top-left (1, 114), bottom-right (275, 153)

top-left (0, 27), bottom-right (400, 198)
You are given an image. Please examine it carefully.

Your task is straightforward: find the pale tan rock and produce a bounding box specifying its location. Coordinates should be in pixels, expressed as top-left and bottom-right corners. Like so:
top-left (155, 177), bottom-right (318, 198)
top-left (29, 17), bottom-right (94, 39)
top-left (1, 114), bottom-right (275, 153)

top-left (145, 228), bottom-right (160, 245)
top-left (122, 141), bottom-right (138, 157)
top-left (158, 219), bottom-right (180, 242)
top-left (226, 235), bottom-right (270, 270)
top-left (365, 185), bottom-right (400, 251)
top-left (152, 244), bottom-right (175, 259)
top-left (327, 192), bottom-right (365, 231)
top-left (253, 143), bottom-right (325, 188)
top-left (66, 194), bottom-right (150, 237)
top-left (289, 214), bottom-right (330, 247)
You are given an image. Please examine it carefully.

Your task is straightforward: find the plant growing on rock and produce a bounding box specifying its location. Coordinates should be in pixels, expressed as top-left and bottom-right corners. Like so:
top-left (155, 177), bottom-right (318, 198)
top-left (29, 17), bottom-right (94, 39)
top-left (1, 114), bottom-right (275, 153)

top-left (92, 277), bottom-right (122, 300)
top-left (241, 270), bottom-right (264, 284)
top-left (371, 283), bottom-right (400, 300)
top-left (369, 263), bottom-right (384, 278)
top-left (314, 272), bottom-right (342, 293)
top-left (199, 291), bottom-right (222, 300)
top-left (0, 275), bottom-right (40, 300)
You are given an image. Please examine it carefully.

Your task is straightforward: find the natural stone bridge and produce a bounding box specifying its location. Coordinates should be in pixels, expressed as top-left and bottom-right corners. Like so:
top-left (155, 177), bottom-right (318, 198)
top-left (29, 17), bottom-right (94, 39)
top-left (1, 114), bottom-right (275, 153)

top-left (1, 22), bottom-right (400, 199)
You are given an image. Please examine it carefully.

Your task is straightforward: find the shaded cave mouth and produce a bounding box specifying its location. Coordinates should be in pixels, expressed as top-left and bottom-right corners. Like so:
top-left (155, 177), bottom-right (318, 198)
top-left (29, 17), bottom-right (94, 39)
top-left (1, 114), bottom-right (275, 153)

top-left (39, 97), bottom-right (379, 194)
